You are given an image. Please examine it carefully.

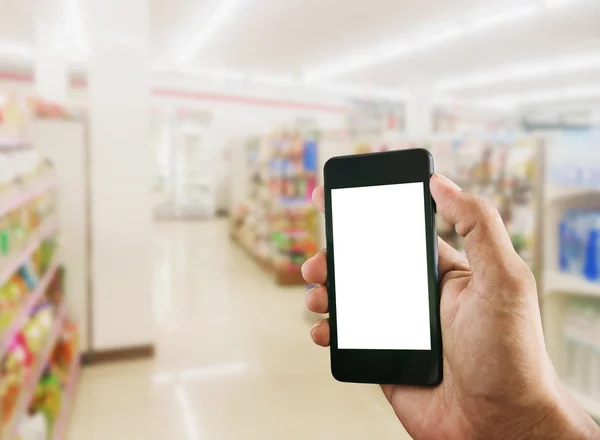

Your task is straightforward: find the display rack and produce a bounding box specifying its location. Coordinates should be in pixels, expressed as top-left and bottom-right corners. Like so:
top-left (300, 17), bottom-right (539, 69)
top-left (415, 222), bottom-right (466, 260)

top-left (0, 180), bottom-right (57, 219)
top-left (425, 135), bottom-right (540, 268)
top-left (540, 130), bottom-right (600, 422)
top-left (52, 351), bottom-right (80, 440)
top-left (3, 304), bottom-right (66, 439)
top-left (173, 127), bottom-right (216, 219)
top-left (0, 256), bottom-right (60, 359)
top-left (0, 137), bottom-right (80, 438)
top-left (232, 128), bottom-right (319, 285)
top-left (0, 216), bottom-right (58, 289)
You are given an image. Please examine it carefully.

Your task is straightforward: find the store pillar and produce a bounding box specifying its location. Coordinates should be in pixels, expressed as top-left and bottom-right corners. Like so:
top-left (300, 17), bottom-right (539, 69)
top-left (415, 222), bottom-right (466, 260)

top-left (83, 0), bottom-right (155, 354)
top-left (33, 1), bottom-right (68, 102)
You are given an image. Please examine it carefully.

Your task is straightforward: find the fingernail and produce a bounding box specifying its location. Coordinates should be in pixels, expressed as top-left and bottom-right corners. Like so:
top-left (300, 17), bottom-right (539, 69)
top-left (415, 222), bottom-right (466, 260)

top-left (311, 321), bottom-right (324, 332)
top-left (434, 173), bottom-right (461, 191)
top-left (301, 257), bottom-right (311, 278)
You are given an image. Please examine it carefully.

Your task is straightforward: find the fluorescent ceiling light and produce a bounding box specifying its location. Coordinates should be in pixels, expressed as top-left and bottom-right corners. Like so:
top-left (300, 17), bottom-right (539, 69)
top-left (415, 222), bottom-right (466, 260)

top-left (178, 0), bottom-right (240, 64)
top-left (436, 53), bottom-right (600, 91)
top-left (465, 4), bottom-right (539, 32)
top-left (467, 83), bottom-right (600, 109)
top-left (151, 63), bottom-right (407, 99)
top-left (303, 42), bottom-right (412, 82)
top-left (67, 0), bottom-right (88, 52)
top-left (412, 24), bottom-right (464, 49)
top-left (558, 55), bottom-right (600, 72)
top-left (544, 0), bottom-right (592, 8)
top-left (174, 66), bottom-right (247, 81)
top-left (0, 41), bottom-right (33, 59)
top-left (304, 1), bottom-right (564, 81)
top-left (250, 73), bottom-right (302, 87)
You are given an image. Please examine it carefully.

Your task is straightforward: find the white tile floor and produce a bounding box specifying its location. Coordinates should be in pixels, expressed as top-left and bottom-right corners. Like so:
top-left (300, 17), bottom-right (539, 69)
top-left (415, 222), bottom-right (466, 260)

top-left (67, 220), bottom-right (412, 439)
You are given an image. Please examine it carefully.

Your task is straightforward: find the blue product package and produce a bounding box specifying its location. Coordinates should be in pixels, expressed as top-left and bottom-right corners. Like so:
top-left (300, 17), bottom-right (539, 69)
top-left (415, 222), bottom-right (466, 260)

top-left (559, 220), bottom-right (569, 272)
top-left (303, 140), bottom-right (318, 172)
top-left (582, 212), bottom-right (600, 282)
top-left (561, 209), bottom-right (579, 274)
top-left (19, 264), bottom-right (38, 290)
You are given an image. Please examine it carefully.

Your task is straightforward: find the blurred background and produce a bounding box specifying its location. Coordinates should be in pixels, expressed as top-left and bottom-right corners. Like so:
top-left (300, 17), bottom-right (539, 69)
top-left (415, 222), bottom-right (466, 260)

top-left (0, 0), bottom-right (599, 439)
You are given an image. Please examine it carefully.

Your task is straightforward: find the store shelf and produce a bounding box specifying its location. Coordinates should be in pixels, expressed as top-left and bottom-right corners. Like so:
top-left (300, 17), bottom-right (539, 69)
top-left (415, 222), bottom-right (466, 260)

top-left (0, 179), bottom-right (57, 217)
top-left (545, 184), bottom-right (600, 204)
top-left (544, 270), bottom-right (600, 298)
top-left (567, 386), bottom-right (600, 421)
top-left (0, 138), bottom-right (31, 152)
top-left (52, 353), bottom-right (80, 440)
top-left (0, 257), bottom-right (61, 359)
top-left (3, 303), bottom-right (67, 440)
top-left (0, 217), bottom-right (59, 286)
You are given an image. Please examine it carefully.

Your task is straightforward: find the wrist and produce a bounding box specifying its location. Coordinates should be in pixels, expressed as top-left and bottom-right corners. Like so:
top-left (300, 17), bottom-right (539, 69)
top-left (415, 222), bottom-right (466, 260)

top-left (530, 381), bottom-right (600, 440)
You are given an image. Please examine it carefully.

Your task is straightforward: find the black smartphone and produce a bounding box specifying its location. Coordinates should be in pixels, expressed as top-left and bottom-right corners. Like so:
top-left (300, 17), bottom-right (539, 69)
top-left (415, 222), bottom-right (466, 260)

top-left (323, 148), bottom-right (442, 385)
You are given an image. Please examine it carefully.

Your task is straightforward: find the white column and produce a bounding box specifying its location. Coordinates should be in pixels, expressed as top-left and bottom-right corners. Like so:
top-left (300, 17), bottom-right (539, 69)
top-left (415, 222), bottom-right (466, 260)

top-left (84, 0), bottom-right (154, 351)
top-left (406, 84), bottom-right (434, 138)
top-left (33, 2), bottom-right (69, 101)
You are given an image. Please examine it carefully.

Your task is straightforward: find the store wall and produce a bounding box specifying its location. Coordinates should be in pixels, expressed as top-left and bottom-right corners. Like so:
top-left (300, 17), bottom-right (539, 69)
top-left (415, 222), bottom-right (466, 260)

top-left (1, 73), bottom-right (348, 131)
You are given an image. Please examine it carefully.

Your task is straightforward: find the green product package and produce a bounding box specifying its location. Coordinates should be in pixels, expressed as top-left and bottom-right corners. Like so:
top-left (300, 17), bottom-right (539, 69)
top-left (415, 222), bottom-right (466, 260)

top-left (0, 230), bottom-right (9, 256)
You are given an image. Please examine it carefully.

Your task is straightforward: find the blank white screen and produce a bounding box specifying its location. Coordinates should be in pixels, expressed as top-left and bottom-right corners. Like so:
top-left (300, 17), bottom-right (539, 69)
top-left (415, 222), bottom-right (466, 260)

top-left (331, 182), bottom-right (431, 350)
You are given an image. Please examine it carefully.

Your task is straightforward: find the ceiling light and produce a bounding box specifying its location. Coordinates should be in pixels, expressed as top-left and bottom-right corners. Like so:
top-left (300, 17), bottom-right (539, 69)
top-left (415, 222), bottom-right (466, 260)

top-left (303, 42), bottom-right (412, 81)
top-left (66, 0), bottom-right (88, 52)
top-left (543, 0), bottom-right (593, 8)
top-left (250, 73), bottom-right (302, 87)
top-left (304, 2), bottom-right (547, 80)
top-left (465, 4), bottom-right (539, 32)
top-left (412, 24), bottom-right (464, 49)
top-left (436, 52), bottom-right (600, 91)
top-left (178, 0), bottom-right (240, 64)
top-left (179, 66), bottom-right (246, 81)
top-left (467, 84), bottom-right (600, 109)
top-left (561, 85), bottom-right (600, 100)
top-left (558, 55), bottom-right (600, 72)
top-left (0, 41), bottom-right (33, 60)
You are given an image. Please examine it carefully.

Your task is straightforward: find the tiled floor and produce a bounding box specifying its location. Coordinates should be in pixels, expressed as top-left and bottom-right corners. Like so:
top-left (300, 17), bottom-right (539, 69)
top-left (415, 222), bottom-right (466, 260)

top-left (67, 220), bottom-right (412, 439)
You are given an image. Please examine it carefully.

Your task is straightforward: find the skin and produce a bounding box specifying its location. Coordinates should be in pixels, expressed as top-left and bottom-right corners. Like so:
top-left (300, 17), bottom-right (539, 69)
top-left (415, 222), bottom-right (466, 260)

top-left (302, 174), bottom-right (600, 440)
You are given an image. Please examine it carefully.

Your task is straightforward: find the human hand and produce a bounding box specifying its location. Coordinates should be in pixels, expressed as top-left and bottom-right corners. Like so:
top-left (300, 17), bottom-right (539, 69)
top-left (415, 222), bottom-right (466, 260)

top-left (302, 174), bottom-right (600, 440)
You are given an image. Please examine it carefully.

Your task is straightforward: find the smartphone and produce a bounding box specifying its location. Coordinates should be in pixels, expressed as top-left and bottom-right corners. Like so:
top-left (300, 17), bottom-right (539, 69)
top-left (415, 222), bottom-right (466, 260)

top-left (323, 149), bottom-right (442, 385)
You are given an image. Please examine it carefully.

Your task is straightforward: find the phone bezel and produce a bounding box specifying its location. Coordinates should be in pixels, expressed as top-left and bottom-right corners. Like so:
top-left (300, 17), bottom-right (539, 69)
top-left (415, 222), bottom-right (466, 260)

top-left (324, 148), bottom-right (442, 385)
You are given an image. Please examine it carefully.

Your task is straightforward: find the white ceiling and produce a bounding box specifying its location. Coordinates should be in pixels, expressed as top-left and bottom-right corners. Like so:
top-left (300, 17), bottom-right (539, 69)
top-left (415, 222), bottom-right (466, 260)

top-left (0, 0), bottom-right (599, 106)
top-left (0, 0), bottom-right (34, 43)
top-left (160, 0), bottom-right (508, 73)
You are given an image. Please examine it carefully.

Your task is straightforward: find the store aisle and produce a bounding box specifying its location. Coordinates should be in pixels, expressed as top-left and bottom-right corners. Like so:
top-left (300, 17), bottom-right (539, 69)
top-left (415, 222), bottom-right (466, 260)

top-left (67, 220), bottom-right (411, 440)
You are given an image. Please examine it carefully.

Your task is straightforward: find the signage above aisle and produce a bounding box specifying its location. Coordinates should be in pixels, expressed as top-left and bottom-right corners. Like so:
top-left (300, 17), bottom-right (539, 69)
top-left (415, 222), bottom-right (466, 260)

top-left (346, 99), bottom-right (406, 137)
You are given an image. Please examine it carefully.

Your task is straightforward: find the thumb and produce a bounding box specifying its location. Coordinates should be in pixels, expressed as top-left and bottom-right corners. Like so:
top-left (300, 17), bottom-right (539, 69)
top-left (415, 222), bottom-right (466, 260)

top-left (430, 174), bottom-right (517, 274)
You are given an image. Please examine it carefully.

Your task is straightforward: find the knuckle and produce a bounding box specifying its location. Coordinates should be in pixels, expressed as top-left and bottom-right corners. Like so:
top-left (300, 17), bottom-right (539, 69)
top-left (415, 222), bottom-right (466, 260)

top-left (469, 196), bottom-right (498, 220)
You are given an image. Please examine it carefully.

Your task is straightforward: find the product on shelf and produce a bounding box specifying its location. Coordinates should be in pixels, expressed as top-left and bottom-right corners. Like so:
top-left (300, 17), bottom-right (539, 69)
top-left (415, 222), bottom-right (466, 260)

top-left (16, 411), bottom-right (47, 440)
top-left (0, 300), bottom-right (58, 427)
top-left (548, 130), bottom-right (600, 189)
top-left (563, 297), bottom-right (600, 399)
top-left (233, 128), bottom-right (321, 285)
top-left (0, 238), bottom-right (58, 336)
top-left (425, 136), bottom-right (538, 265)
top-left (24, 319), bottom-right (78, 437)
top-left (0, 151), bottom-right (58, 337)
top-left (559, 210), bottom-right (600, 282)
